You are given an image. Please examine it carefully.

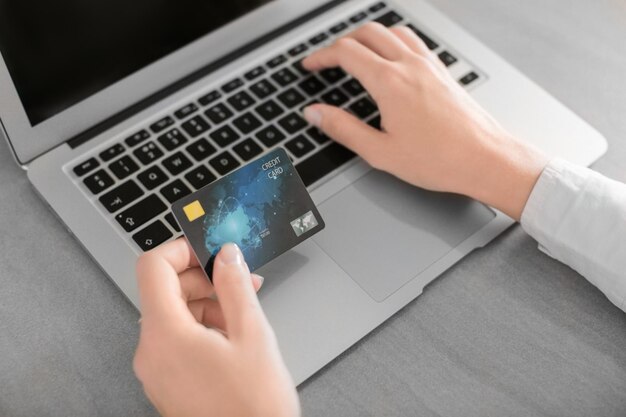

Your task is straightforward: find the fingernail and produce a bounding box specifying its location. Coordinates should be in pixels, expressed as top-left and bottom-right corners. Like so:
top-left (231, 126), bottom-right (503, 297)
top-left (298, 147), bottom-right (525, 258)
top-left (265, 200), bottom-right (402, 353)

top-left (219, 243), bottom-right (244, 265)
top-left (256, 275), bottom-right (265, 287)
top-left (303, 106), bottom-right (322, 128)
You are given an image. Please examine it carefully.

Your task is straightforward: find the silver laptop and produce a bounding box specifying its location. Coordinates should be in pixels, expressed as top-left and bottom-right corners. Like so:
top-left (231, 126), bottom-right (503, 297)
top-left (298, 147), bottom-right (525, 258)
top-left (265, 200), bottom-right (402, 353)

top-left (0, 0), bottom-right (607, 384)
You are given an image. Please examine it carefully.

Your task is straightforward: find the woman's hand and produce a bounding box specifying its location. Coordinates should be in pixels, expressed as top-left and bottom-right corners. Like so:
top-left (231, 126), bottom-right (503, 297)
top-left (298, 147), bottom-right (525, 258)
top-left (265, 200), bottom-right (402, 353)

top-left (303, 23), bottom-right (548, 220)
top-left (133, 239), bottom-right (300, 417)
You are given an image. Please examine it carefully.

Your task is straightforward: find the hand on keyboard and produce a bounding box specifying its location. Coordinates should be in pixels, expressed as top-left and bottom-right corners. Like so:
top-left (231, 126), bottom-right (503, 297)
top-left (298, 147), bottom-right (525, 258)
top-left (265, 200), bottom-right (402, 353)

top-left (303, 23), bottom-right (548, 221)
top-left (134, 240), bottom-right (300, 417)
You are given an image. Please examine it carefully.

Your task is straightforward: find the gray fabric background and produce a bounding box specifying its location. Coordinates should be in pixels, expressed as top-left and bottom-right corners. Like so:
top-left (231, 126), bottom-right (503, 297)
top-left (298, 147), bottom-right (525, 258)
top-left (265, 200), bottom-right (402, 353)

top-left (1, 1), bottom-right (626, 416)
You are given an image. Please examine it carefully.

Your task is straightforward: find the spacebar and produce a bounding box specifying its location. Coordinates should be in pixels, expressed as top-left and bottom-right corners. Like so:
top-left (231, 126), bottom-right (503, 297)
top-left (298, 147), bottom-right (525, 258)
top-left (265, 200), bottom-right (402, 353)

top-left (296, 143), bottom-right (356, 187)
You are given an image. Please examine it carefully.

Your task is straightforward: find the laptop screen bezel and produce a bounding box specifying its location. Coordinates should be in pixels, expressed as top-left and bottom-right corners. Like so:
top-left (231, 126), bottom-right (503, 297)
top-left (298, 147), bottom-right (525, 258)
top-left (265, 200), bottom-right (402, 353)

top-left (0, 0), bottom-right (339, 165)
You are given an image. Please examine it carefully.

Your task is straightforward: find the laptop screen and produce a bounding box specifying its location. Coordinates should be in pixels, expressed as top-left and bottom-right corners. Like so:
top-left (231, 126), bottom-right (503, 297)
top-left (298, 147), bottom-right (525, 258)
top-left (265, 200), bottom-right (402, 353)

top-left (0, 0), bottom-right (273, 127)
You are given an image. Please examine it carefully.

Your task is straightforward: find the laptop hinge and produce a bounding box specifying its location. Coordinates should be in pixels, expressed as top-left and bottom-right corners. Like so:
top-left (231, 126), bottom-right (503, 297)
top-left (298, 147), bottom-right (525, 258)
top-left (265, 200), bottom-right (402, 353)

top-left (0, 116), bottom-right (29, 170)
top-left (67, 0), bottom-right (346, 150)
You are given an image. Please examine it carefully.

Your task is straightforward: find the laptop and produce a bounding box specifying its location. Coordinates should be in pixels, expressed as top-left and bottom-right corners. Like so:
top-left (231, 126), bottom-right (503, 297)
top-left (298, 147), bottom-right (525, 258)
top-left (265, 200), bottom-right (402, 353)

top-left (0, 0), bottom-right (607, 384)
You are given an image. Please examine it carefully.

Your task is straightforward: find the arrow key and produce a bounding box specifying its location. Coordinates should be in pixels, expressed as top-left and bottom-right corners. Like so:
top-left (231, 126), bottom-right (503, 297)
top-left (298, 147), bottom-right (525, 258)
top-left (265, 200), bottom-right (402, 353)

top-left (133, 220), bottom-right (173, 251)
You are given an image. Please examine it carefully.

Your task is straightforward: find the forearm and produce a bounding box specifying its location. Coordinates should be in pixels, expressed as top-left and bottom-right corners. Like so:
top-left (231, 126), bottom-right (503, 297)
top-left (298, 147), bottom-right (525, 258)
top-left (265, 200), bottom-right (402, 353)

top-left (520, 158), bottom-right (626, 311)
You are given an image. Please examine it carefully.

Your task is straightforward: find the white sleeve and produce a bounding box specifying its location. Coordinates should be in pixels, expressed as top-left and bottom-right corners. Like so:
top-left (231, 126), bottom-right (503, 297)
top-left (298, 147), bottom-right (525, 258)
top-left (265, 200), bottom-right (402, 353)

top-left (520, 158), bottom-right (626, 311)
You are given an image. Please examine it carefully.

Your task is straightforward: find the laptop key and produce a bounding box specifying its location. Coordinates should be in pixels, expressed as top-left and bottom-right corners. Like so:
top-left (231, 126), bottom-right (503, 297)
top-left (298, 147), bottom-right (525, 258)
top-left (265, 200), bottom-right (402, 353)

top-left (198, 90), bottom-right (222, 106)
top-left (181, 115), bottom-right (211, 138)
top-left (272, 68), bottom-right (299, 87)
top-left (329, 22), bottom-right (348, 34)
top-left (205, 103), bottom-right (234, 124)
top-left (299, 76), bottom-right (326, 96)
top-left (349, 97), bottom-right (378, 119)
top-left (369, 2), bottom-right (387, 13)
top-left (288, 43), bottom-right (309, 57)
top-left (222, 78), bottom-right (244, 93)
top-left (109, 156), bottom-right (139, 180)
top-left (407, 24), bottom-right (439, 50)
top-left (233, 112), bottom-right (262, 134)
top-left (309, 32), bottom-right (329, 45)
top-left (210, 125), bottom-right (241, 148)
top-left (174, 103), bottom-right (199, 120)
top-left (438, 51), bottom-right (457, 67)
top-left (244, 66), bottom-right (266, 81)
top-left (459, 71), bottom-right (480, 86)
top-left (161, 180), bottom-right (191, 204)
top-left (150, 116), bottom-right (175, 133)
top-left (321, 88), bottom-right (349, 106)
top-left (285, 135), bottom-right (315, 158)
top-left (116, 194), bottom-right (167, 232)
top-left (227, 91), bottom-right (256, 112)
top-left (292, 59), bottom-right (309, 76)
top-left (186, 138), bottom-right (217, 161)
top-left (306, 127), bottom-right (330, 145)
top-left (73, 157), bottom-right (99, 177)
top-left (255, 99), bottom-right (284, 121)
top-left (99, 180), bottom-right (144, 213)
top-left (133, 220), bottom-right (173, 252)
top-left (125, 130), bottom-right (151, 147)
top-left (278, 113), bottom-right (308, 134)
top-left (157, 128), bottom-right (188, 151)
top-left (341, 78), bottom-right (365, 96)
top-left (84, 169), bottom-right (114, 194)
top-left (209, 151), bottom-right (240, 176)
top-left (368, 114), bottom-right (382, 130)
top-left (133, 141), bottom-right (164, 165)
top-left (137, 165), bottom-right (169, 190)
top-left (100, 143), bottom-right (125, 162)
top-left (165, 213), bottom-right (181, 233)
top-left (250, 79), bottom-right (277, 100)
top-left (267, 54), bottom-right (287, 68)
top-left (233, 138), bottom-right (263, 161)
top-left (296, 143), bottom-right (356, 187)
top-left (349, 12), bottom-right (368, 23)
top-left (374, 11), bottom-right (403, 27)
top-left (320, 67), bottom-right (347, 84)
top-left (256, 125), bottom-right (286, 147)
top-left (277, 88), bottom-right (306, 109)
top-left (162, 152), bottom-right (192, 175)
top-left (185, 166), bottom-right (216, 190)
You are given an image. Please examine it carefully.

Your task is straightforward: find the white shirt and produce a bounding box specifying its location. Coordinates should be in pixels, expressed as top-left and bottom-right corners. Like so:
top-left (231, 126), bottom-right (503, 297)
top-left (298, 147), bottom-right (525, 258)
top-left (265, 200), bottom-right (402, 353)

top-left (521, 158), bottom-right (626, 312)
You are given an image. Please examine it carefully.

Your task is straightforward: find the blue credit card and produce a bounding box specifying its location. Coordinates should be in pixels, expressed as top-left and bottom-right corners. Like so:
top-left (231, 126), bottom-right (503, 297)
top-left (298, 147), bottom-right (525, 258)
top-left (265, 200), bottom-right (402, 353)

top-left (171, 148), bottom-right (325, 279)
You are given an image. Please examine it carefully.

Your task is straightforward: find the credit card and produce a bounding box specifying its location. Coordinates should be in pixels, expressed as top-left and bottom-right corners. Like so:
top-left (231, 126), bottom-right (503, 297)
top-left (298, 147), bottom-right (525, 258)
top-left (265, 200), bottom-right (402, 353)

top-left (171, 148), bottom-right (325, 279)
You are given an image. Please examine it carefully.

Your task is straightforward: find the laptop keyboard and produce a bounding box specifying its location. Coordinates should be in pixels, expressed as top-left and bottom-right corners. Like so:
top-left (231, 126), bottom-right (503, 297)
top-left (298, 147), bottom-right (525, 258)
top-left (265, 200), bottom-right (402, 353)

top-left (70, 1), bottom-right (484, 252)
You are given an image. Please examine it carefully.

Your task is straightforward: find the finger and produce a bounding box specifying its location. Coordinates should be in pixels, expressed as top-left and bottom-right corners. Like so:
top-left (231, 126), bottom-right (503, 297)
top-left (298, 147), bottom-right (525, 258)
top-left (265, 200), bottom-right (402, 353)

top-left (187, 298), bottom-right (226, 329)
top-left (187, 272), bottom-right (265, 329)
top-left (179, 268), bottom-right (264, 302)
top-left (345, 22), bottom-right (412, 60)
top-left (136, 238), bottom-right (199, 323)
top-left (179, 268), bottom-right (215, 301)
top-left (389, 26), bottom-right (430, 55)
top-left (303, 37), bottom-right (388, 96)
top-left (212, 244), bottom-right (266, 339)
top-left (303, 104), bottom-right (384, 164)
top-left (388, 26), bottom-right (448, 74)
top-left (250, 274), bottom-right (265, 292)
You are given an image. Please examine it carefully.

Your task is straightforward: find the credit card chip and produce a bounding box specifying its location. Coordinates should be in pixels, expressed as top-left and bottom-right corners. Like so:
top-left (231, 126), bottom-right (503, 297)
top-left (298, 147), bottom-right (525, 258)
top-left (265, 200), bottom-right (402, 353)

top-left (183, 200), bottom-right (205, 222)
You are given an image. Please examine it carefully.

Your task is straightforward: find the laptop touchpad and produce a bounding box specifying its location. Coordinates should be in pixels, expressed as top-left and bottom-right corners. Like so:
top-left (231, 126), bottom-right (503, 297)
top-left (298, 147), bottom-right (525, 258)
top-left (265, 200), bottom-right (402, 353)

top-left (313, 171), bottom-right (495, 302)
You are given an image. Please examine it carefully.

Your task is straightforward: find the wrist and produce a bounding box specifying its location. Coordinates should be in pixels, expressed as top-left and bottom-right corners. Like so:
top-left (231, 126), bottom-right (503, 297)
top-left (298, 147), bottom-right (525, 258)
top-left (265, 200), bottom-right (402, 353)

top-left (464, 134), bottom-right (548, 221)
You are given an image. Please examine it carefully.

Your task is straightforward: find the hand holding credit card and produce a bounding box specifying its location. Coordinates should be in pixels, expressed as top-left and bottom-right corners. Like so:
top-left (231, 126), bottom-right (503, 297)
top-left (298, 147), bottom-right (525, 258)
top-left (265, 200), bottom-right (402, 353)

top-left (172, 148), bottom-right (325, 280)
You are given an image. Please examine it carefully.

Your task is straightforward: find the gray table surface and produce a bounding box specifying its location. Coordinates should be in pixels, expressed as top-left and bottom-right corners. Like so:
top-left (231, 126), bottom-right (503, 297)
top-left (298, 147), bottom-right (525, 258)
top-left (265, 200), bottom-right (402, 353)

top-left (2, 1), bottom-right (626, 416)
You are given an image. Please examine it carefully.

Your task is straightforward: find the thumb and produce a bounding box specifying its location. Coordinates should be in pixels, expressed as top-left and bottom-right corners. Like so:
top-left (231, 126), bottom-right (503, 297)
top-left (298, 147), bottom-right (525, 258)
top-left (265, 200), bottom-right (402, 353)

top-left (212, 243), bottom-right (265, 339)
top-left (304, 103), bottom-right (384, 163)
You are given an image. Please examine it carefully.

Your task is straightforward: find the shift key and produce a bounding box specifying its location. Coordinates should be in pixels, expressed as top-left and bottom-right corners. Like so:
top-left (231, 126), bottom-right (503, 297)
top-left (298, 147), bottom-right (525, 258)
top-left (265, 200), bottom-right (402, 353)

top-left (116, 194), bottom-right (167, 232)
